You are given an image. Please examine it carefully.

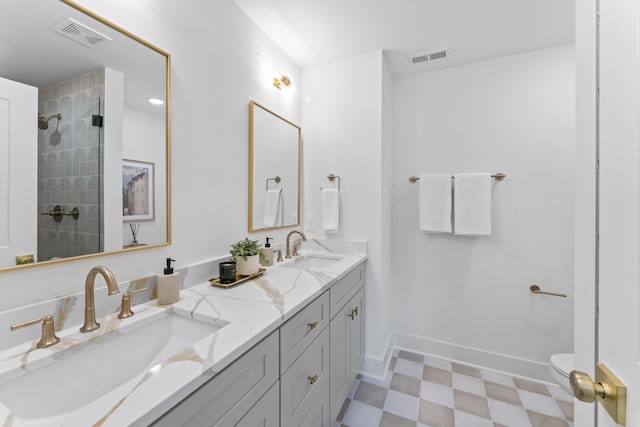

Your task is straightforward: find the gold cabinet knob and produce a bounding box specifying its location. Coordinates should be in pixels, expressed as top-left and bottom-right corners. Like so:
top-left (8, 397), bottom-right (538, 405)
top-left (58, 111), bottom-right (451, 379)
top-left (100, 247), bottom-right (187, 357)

top-left (307, 374), bottom-right (319, 385)
top-left (307, 321), bottom-right (318, 330)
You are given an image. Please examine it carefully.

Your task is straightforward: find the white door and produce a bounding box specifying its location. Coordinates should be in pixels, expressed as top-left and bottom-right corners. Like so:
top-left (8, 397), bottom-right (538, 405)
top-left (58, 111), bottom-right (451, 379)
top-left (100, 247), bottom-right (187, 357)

top-left (575, 0), bottom-right (640, 425)
top-left (0, 77), bottom-right (38, 266)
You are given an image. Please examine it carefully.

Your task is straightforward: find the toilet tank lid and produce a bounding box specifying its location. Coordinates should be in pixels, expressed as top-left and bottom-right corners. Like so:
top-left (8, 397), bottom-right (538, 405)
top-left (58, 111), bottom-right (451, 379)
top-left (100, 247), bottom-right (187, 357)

top-left (550, 353), bottom-right (574, 375)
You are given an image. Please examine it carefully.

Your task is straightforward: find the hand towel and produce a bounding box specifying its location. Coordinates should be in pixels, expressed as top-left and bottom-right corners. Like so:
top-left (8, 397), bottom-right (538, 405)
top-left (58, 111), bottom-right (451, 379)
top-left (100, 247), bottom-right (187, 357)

top-left (263, 189), bottom-right (282, 227)
top-left (419, 174), bottom-right (452, 232)
top-left (322, 188), bottom-right (340, 233)
top-left (454, 173), bottom-right (492, 236)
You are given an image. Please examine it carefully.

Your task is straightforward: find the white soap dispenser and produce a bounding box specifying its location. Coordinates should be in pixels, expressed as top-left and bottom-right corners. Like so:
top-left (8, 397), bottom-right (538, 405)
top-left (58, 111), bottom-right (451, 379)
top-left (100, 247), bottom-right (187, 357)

top-left (157, 258), bottom-right (180, 304)
top-left (262, 237), bottom-right (274, 266)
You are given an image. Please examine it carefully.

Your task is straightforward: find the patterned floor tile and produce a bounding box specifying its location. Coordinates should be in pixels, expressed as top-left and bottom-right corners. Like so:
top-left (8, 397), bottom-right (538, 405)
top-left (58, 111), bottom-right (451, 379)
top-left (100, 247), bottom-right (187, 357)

top-left (380, 411), bottom-right (417, 427)
top-left (452, 372), bottom-right (487, 397)
top-left (454, 389), bottom-right (491, 419)
top-left (391, 372), bottom-right (422, 397)
top-left (354, 381), bottom-right (388, 408)
top-left (423, 365), bottom-right (452, 386)
top-left (383, 389), bottom-right (420, 420)
top-left (484, 381), bottom-right (522, 406)
top-left (338, 349), bottom-right (573, 427)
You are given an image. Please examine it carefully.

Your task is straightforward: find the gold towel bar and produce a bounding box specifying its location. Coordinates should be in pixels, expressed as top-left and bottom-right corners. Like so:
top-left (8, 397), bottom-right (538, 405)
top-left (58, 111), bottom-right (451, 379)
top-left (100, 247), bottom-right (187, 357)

top-left (529, 284), bottom-right (567, 298)
top-left (266, 176), bottom-right (281, 190)
top-left (409, 173), bottom-right (506, 183)
top-left (322, 173), bottom-right (341, 191)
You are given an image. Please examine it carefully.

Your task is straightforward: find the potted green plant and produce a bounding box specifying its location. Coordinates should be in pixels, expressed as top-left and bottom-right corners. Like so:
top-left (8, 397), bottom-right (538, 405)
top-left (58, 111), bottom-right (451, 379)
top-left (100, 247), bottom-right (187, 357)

top-left (229, 238), bottom-right (264, 276)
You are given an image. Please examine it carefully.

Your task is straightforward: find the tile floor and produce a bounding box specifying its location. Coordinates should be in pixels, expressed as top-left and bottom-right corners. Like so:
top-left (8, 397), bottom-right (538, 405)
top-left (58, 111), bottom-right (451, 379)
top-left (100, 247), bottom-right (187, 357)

top-left (335, 349), bottom-right (574, 427)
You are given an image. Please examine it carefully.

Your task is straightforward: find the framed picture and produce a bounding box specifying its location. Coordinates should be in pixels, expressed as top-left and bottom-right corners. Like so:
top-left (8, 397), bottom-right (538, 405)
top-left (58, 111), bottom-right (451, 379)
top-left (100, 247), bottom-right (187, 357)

top-left (122, 159), bottom-right (154, 222)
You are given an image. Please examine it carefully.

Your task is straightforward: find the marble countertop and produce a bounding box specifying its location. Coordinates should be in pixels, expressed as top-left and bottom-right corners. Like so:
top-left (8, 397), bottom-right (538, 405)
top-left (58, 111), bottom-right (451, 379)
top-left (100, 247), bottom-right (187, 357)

top-left (0, 249), bottom-right (366, 427)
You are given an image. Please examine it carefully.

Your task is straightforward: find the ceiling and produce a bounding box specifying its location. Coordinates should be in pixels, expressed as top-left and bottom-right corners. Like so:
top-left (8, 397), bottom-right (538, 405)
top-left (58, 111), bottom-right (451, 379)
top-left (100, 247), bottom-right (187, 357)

top-left (1, 0), bottom-right (167, 116)
top-left (233, 0), bottom-right (575, 76)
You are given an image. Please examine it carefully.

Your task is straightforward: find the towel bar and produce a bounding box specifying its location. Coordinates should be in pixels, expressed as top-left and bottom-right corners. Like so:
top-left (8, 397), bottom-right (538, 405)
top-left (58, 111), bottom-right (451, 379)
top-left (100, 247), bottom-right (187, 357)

top-left (409, 173), bottom-right (506, 183)
top-left (321, 173), bottom-right (341, 191)
top-left (529, 284), bottom-right (567, 298)
top-left (266, 176), bottom-right (281, 190)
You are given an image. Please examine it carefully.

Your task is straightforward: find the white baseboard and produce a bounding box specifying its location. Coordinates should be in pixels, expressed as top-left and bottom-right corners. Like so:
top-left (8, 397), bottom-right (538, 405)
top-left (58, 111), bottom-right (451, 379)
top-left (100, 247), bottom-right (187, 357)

top-left (393, 332), bottom-right (555, 384)
top-left (360, 334), bottom-right (394, 381)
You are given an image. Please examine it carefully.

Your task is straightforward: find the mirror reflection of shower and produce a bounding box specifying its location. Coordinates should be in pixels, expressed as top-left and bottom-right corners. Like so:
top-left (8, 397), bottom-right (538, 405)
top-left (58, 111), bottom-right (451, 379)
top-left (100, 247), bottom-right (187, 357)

top-left (38, 112), bottom-right (62, 145)
top-left (37, 112), bottom-right (61, 130)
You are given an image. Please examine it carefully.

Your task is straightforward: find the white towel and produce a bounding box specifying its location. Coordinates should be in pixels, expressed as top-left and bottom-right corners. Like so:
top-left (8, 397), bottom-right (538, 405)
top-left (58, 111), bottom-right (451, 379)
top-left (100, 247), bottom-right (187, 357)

top-left (322, 188), bottom-right (340, 233)
top-left (419, 174), bottom-right (452, 233)
top-left (263, 189), bottom-right (282, 227)
top-left (454, 173), bottom-right (492, 236)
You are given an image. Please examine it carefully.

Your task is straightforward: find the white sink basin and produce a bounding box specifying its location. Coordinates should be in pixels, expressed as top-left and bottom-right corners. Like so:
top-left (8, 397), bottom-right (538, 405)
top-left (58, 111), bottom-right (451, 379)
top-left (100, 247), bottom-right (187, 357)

top-left (281, 254), bottom-right (342, 271)
top-left (0, 313), bottom-right (226, 424)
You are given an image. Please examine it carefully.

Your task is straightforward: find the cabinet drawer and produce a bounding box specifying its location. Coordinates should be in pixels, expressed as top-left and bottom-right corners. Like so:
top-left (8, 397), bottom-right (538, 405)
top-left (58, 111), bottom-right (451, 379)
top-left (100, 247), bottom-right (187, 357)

top-left (329, 264), bottom-right (364, 319)
top-left (281, 326), bottom-right (330, 427)
top-left (280, 291), bottom-right (329, 373)
top-left (152, 330), bottom-right (279, 427)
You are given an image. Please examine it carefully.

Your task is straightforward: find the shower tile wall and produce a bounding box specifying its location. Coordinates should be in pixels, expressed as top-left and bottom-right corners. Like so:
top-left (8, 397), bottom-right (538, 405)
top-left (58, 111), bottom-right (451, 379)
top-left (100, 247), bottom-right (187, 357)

top-left (37, 69), bottom-right (104, 262)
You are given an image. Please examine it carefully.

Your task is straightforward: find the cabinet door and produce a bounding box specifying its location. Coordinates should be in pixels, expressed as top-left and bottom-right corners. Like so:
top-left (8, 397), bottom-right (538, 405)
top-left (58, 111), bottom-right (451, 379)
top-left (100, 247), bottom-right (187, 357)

top-left (299, 380), bottom-right (331, 427)
top-left (329, 303), bottom-right (350, 422)
top-left (235, 382), bottom-right (280, 427)
top-left (349, 288), bottom-right (365, 377)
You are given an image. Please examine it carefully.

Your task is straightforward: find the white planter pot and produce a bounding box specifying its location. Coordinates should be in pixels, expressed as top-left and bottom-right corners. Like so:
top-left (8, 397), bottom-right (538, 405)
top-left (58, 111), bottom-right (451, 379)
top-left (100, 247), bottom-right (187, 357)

top-left (236, 254), bottom-right (260, 276)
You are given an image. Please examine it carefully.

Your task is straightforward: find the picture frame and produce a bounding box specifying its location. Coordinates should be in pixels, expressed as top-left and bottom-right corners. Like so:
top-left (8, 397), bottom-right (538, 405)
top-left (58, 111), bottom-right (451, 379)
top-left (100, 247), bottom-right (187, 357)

top-left (122, 159), bottom-right (154, 222)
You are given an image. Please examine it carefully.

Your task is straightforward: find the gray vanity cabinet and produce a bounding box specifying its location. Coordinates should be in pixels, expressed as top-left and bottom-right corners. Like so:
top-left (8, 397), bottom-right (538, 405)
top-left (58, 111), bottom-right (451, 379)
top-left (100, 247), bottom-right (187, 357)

top-left (329, 266), bottom-right (365, 422)
top-left (151, 330), bottom-right (279, 427)
top-left (152, 260), bottom-right (365, 427)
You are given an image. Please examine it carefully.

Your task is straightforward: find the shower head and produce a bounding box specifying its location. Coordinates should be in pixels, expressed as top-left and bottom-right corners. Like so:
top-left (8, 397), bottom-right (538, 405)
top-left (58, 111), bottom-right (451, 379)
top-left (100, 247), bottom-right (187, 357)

top-left (38, 113), bottom-right (62, 130)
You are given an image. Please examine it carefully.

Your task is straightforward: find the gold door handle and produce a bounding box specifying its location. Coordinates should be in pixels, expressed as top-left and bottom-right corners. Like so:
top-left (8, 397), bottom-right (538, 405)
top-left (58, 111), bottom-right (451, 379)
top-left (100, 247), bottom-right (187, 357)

top-left (307, 321), bottom-right (318, 330)
top-left (349, 307), bottom-right (358, 320)
top-left (307, 374), bottom-right (318, 385)
top-left (570, 364), bottom-right (626, 425)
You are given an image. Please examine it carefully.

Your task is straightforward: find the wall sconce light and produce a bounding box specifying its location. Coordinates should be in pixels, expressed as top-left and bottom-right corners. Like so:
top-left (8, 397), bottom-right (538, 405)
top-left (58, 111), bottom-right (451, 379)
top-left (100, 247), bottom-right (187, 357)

top-left (273, 75), bottom-right (292, 90)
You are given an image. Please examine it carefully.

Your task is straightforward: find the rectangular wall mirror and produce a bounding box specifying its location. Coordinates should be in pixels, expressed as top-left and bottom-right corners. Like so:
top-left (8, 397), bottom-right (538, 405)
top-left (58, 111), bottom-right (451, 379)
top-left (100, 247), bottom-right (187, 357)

top-left (0, 0), bottom-right (171, 271)
top-left (248, 101), bottom-right (301, 232)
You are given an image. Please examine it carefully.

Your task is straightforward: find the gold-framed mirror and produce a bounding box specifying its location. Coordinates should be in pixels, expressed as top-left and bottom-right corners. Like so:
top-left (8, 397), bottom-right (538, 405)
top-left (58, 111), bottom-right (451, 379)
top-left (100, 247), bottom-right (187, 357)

top-left (0, 0), bottom-right (171, 271)
top-left (248, 101), bottom-right (301, 232)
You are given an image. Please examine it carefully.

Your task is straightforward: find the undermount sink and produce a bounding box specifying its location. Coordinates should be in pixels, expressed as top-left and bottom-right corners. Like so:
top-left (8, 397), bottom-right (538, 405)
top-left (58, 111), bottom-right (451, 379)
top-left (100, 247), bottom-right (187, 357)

top-left (281, 254), bottom-right (342, 271)
top-left (0, 313), bottom-right (226, 424)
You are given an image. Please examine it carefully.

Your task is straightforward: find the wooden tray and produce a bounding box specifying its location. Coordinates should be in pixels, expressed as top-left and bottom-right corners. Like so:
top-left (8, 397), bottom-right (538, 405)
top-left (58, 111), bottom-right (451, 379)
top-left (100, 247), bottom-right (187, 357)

top-left (209, 268), bottom-right (265, 288)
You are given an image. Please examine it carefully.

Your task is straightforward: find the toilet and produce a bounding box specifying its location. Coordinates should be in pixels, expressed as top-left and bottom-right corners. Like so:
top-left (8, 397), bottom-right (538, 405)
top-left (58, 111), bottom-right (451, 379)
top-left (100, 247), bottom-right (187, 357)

top-left (549, 353), bottom-right (574, 394)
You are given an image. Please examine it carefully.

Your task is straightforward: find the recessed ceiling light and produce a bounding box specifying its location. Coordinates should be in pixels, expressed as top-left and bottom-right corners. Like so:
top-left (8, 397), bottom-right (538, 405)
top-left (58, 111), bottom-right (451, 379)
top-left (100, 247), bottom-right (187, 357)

top-left (148, 98), bottom-right (164, 105)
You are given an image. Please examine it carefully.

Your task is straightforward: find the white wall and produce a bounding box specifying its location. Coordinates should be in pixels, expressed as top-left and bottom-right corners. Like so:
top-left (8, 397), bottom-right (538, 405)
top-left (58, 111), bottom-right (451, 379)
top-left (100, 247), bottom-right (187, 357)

top-left (302, 51), bottom-right (393, 378)
top-left (391, 45), bottom-right (575, 381)
top-left (0, 0), bottom-right (301, 311)
top-left (103, 68), bottom-right (124, 253)
top-left (122, 106), bottom-right (166, 246)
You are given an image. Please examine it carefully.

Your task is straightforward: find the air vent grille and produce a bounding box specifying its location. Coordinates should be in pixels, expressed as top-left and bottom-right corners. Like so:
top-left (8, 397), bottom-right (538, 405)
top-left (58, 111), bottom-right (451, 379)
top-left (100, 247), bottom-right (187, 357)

top-left (54, 18), bottom-right (112, 48)
top-left (410, 49), bottom-right (449, 65)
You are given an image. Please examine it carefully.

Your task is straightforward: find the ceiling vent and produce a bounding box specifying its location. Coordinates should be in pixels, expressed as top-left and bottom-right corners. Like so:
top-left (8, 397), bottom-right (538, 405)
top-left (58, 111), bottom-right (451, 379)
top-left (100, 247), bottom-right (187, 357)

top-left (409, 48), bottom-right (449, 65)
top-left (54, 18), bottom-right (112, 48)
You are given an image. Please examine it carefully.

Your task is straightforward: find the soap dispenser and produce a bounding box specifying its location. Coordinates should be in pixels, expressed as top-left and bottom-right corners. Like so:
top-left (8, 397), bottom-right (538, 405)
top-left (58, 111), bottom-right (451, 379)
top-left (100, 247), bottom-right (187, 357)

top-left (262, 237), bottom-right (274, 266)
top-left (157, 258), bottom-right (180, 304)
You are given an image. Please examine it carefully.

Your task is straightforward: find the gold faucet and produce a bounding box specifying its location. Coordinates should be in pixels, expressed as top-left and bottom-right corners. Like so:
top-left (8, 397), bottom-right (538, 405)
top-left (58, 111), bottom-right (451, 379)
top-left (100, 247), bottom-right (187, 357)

top-left (285, 230), bottom-right (307, 259)
top-left (80, 266), bottom-right (120, 333)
